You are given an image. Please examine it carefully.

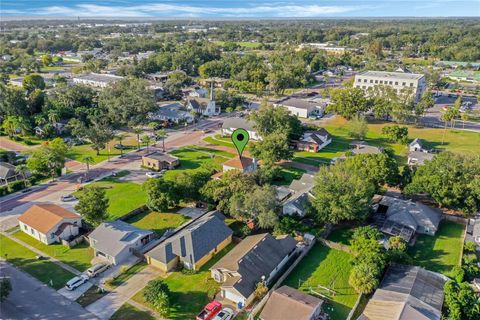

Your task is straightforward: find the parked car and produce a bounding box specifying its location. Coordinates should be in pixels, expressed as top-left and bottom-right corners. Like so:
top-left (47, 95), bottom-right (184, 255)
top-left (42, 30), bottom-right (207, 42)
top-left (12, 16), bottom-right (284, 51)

top-left (146, 172), bottom-right (161, 178)
top-left (65, 274), bottom-right (89, 291)
top-left (212, 307), bottom-right (234, 320)
top-left (86, 263), bottom-right (110, 278)
top-left (196, 301), bottom-right (222, 320)
top-left (61, 195), bottom-right (77, 202)
top-left (114, 144), bottom-right (128, 150)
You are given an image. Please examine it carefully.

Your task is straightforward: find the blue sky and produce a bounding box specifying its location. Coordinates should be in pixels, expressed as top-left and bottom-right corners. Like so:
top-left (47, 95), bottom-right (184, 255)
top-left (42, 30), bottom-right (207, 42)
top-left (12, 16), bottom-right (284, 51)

top-left (1, 1), bottom-right (479, 17)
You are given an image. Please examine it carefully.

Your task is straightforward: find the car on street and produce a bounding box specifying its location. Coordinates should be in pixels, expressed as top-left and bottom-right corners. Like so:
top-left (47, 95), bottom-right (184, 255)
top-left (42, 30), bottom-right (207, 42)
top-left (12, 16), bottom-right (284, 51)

top-left (86, 263), bottom-right (110, 278)
top-left (65, 274), bottom-right (89, 291)
top-left (196, 301), bottom-right (222, 320)
top-left (60, 195), bottom-right (77, 202)
top-left (212, 307), bottom-right (234, 320)
top-left (146, 172), bottom-right (161, 178)
top-left (114, 144), bottom-right (128, 150)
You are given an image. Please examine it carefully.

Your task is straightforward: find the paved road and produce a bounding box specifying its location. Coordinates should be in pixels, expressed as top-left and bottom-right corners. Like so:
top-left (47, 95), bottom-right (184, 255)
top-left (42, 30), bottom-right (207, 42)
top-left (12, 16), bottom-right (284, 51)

top-left (0, 261), bottom-right (98, 320)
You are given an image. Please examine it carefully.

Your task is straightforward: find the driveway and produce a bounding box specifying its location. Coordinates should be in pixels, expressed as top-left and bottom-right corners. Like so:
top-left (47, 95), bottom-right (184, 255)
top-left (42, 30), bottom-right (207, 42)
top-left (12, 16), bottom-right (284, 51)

top-left (86, 265), bottom-right (158, 320)
top-left (0, 261), bottom-right (98, 320)
top-left (57, 281), bottom-right (93, 301)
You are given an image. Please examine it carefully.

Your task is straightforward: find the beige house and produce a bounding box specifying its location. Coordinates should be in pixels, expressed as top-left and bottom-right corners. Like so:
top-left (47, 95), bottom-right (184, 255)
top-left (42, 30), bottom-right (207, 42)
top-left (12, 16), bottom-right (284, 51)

top-left (142, 152), bottom-right (179, 171)
top-left (18, 204), bottom-right (82, 245)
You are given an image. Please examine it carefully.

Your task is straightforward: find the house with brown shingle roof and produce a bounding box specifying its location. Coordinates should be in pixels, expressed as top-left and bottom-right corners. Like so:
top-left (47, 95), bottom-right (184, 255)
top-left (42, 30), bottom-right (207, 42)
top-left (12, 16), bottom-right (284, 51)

top-left (18, 204), bottom-right (82, 245)
top-left (259, 286), bottom-right (324, 320)
top-left (222, 156), bottom-right (257, 174)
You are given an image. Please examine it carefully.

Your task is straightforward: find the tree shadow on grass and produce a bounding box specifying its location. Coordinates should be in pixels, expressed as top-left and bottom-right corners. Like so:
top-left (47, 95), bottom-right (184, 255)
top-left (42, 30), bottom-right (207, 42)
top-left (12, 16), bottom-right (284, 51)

top-left (168, 291), bottom-right (210, 320)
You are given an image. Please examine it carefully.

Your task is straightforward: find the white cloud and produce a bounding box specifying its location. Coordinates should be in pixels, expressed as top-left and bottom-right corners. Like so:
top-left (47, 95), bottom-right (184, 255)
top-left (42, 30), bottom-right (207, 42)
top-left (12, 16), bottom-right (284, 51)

top-left (13, 3), bottom-right (364, 17)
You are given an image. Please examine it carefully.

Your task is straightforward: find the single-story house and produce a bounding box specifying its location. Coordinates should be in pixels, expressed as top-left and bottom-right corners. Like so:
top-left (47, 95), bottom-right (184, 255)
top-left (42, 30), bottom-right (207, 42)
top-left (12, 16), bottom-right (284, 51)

top-left (465, 218), bottom-right (480, 250)
top-left (185, 97), bottom-right (220, 116)
top-left (373, 195), bottom-right (442, 243)
top-left (274, 97), bottom-right (324, 118)
top-left (296, 129), bottom-right (332, 152)
top-left (210, 233), bottom-right (298, 309)
top-left (0, 162), bottom-right (23, 185)
top-left (350, 141), bottom-right (384, 155)
top-left (142, 152), bottom-right (180, 171)
top-left (89, 220), bottom-right (155, 265)
top-left (407, 150), bottom-right (435, 166)
top-left (18, 204), bottom-right (82, 245)
top-left (223, 156), bottom-right (257, 174)
top-left (409, 138), bottom-right (425, 152)
top-left (259, 286), bottom-right (323, 320)
top-left (145, 211), bottom-right (233, 272)
top-left (281, 173), bottom-right (315, 217)
top-left (360, 264), bottom-right (448, 320)
top-left (221, 118), bottom-right (261, 141)
top-left (148, 103), bottom-right (194, 124)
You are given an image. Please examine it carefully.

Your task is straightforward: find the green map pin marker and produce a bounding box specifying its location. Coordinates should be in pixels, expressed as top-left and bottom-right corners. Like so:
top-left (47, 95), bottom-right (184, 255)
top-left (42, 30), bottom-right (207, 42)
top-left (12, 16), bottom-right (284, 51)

top-left (231, 128), bottom-right (249, 158)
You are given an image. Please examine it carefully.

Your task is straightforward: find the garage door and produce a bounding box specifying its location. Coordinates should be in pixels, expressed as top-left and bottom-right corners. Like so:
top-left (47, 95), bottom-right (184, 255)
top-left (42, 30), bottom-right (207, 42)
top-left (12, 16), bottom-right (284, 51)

top-left (224, 289), bottom-right (244, 305)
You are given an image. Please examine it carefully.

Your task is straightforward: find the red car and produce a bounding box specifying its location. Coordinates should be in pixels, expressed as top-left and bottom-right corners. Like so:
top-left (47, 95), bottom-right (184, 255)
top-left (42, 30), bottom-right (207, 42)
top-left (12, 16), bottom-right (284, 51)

top-left (196, 301), bottom-right (222, 320)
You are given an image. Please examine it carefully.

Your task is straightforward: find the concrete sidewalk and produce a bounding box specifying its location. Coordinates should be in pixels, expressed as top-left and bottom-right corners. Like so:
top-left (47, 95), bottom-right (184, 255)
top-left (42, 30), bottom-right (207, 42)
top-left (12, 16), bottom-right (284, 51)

top-left (86, 265), bottom-right (158, 320)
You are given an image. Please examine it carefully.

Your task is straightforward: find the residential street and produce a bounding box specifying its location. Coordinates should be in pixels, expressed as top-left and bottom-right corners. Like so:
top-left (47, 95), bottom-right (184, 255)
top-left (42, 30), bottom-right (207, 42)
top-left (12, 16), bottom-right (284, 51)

top-left (0, 261), bottom-right (98, 320)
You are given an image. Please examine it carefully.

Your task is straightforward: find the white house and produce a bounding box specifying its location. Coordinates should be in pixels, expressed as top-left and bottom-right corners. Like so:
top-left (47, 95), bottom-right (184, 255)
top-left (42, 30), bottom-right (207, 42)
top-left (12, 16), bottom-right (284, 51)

top-left (221, 118), bottom-right (261, 141)
top-left (148, 103), bottom-right (194, 124)
top-left (281, 173), bottom-right (315, 217)
top-left (18, 204), bottom-right (82, 245)
top-left (185, 97), bottom-right (219, 116)
top-left (274, 98), bottom-right (324, 118)
top-left (88, 220), bottom-right (154, 265)
top-left (72, 73), bottom-right (124, 88)
top-left (296, 129), bottom-right (332, 152)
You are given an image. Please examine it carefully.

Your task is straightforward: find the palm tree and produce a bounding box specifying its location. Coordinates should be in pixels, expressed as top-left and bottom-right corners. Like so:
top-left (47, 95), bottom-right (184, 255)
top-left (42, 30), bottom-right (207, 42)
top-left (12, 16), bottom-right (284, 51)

top-left (16, 116), bottom-right (31, 137)
top-left (115, 133), bottom-right (127, 156)
top-left (47, 110), bottom-right (60, 125)
top-left (141, 135), bottom-right (152, 153)
top-left (1, 116), bottom-right (19, 138)
top-left (440, 110), bottom-right (453, 145)
top-left (15, 164), bottom-right (29, 188)
top-left (133, 128), bottom-right (143, 150)
top-left (156, 129), bottom-right (167, 152)
top-left (461, 112), bottom-right (469, 129)
top-left (83, 156), bottom-right (93, 173)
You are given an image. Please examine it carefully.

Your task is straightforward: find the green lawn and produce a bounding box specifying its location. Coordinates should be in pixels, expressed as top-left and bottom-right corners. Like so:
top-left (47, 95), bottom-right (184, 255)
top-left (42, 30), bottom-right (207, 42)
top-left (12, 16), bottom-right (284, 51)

top-left (124, 210), bottom-right (190, 235)
top-left (0, 234), bottom-right (75, 290)
top-left (294, 117), bottom-right (480, 167)
top-left (408, 221), bottom-right (465, 275)
top-left (74, 173), bottom-right (147, 220)
top-left (327, 228), bottom-right (355, 246)
top-left (111, 303), bottom-right (155, 320)
top-left (203, 135), bottom-right (254, 151)
top-left (273, 167), bottom-right (306, 186)
top-left (108, 261), bottom-right (148, 289)
top-left (13, 231), bottom-right (93, 271)
top-left (283, 244), bottom-right (358, 320)
top-left (163, 146), bottom-right (234, 181)
top-left (132, 243), bottom-right (235, 320)
top-left (67, 143), bottom-right (136, 165)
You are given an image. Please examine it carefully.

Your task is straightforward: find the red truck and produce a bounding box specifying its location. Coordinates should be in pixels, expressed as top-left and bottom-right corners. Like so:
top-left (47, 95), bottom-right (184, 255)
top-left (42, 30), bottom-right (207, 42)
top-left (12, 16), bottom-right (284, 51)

top-left (196, 301), bottom-right (222, 320)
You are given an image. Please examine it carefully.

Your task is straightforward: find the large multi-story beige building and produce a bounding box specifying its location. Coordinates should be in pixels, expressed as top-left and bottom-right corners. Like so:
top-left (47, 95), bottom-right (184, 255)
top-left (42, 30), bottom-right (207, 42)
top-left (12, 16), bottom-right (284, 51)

top-left (354, 71), bottom-right (426, 102)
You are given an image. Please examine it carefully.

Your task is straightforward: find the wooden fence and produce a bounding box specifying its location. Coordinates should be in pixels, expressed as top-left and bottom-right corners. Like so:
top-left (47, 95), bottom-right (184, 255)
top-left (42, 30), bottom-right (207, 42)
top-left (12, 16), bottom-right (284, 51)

top-left (319, 238), bottom-right (351, 254)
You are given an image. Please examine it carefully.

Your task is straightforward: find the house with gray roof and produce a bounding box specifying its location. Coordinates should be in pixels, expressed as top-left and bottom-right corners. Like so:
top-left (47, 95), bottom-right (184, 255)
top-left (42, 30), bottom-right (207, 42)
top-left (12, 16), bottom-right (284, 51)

top-left (407, 150), bottom-right (435, 167)
top-left (466, 218), bottom-right (480, 250)
top-left (148, 103), bottom-right (194, 124)
top-left (88, 220), bottom-right (154, 265)
top-left (145, 211), bottom-right (232, 272)
top-left (210, 233), bottom-right (298, 309)
top-left (373, 196), bottom-right (442, 243)
top-left (221, 117), bottom-right (261, 140)
top-left (274, 97), bottom-right (324, 118)
top-left (296, 129), bottom-right (332, 152)
top-left (0, 162), bottom-right (21, 185)
top-left (281, 173), bottom-right (315, 217)
top-left (409, 138), bottom-right (425, 152)
top-left (360, 264), bottom-right (447, 320)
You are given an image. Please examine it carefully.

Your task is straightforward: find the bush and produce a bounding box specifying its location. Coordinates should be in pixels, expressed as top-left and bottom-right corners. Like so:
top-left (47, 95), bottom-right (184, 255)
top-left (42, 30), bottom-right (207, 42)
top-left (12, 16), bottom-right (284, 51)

top-left (7, 181), bottom-right (25, 193)
top-left (0, 186), bottom-right (8, 197)
top-left (23, 139), bottom-right (34, 145)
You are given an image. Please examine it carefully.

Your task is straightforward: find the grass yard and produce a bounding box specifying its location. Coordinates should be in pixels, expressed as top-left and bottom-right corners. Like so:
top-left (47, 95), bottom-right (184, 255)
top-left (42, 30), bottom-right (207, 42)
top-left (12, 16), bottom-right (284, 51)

top-left (327, 228), bottom-right (355, 246)
top-left (0, 234), bottom-right (75, 290)
top-left (108, 261), bottom-right (148, 289)
top-left (132, 243), bottom-right (235, 320)
top-left (296, 117), bottom-right (480, 167)
top-left (67, 141), bottom-right (137, 165)
top-left (124, 210), bottom-right (190, 235)
top-left (273, 167), bottom-right (306, 186)
top-left (110, 303), bottom-right (155, 320)
top-left (408, 221), bottom-right (465, 275)
top-left (283, 244), bottom-right (358, 320)
top-left (76, 285), bottom-right (109, 307)
top-left (74, 173), bottom-right (147, 220)
top-left (203, 134), bottom-right (254, 151)
top-left (163, 146), bottom-right (234, 181)
top-left (13, 231), bottom-right (93, 271)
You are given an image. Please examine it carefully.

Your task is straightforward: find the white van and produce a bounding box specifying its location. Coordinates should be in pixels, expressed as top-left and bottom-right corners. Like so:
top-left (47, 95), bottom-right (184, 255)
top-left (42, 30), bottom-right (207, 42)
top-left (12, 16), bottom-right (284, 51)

top-left (86, 263), bottom-right (110, 278)
top-left (65, 274), bottom-right (89, 291)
